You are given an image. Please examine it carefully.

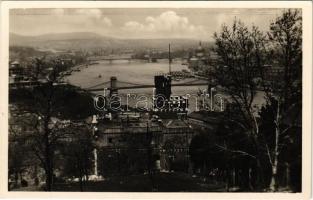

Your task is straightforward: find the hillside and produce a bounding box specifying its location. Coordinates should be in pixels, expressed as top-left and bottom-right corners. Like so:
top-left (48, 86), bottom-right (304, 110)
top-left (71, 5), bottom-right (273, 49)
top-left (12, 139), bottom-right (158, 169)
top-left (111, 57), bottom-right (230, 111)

top-left (10, 32), bottom-right (213, 52)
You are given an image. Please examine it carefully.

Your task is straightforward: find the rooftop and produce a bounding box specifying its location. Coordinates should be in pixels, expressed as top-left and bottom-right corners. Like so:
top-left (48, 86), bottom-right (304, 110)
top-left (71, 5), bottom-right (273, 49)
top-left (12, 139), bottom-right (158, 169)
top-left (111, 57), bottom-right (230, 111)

top-left (96, 119), bottom-right (162, 134)
top-left (188, 111), bottom-right (224, 124)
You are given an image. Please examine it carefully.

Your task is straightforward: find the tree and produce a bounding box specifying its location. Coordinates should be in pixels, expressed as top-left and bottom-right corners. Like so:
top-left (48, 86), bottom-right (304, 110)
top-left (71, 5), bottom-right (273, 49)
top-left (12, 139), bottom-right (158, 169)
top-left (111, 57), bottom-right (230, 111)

top-left (9, 58), bottom-right (94, 191)
top-left (259, 97), bottom-right (301, 191)
top-left (60, 124), bottom-right (94, 191)
top-left (213, 10), bottom-right (302, 191)
top-left (26, 62), bottom-right (64, 191)
top-left (8, 109), bottom-right (42, 189)
top-left (189, 118), bottom-right (257, 191)
top-left (8, 130), bottom-right (30, 188)
top-left (212, 19), bottom-right (268, 188)
top-left (267, 9), bottom-right (302, 106)
top-left (261, 9), bottom-right (302, 191)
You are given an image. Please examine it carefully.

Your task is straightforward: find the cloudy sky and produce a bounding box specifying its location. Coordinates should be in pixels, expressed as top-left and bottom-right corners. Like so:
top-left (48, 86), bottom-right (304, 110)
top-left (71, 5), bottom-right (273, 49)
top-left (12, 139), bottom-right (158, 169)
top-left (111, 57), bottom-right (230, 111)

top-left (10, 8), bottom-right (285, 41)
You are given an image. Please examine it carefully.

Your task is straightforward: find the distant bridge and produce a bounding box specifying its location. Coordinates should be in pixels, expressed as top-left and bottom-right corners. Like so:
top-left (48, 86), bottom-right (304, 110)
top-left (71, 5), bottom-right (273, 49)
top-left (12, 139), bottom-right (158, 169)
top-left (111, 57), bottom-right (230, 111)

top-left (84, 77), bottom-right (209, 92)
top-left (87, 54), bottom-right (133, 62)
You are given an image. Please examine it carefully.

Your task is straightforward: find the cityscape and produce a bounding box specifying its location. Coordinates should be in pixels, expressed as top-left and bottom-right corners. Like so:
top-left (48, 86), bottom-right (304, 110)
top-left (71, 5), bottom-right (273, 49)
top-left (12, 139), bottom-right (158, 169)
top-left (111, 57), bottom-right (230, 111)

top-left (8, 8), bottom-right (302, 192)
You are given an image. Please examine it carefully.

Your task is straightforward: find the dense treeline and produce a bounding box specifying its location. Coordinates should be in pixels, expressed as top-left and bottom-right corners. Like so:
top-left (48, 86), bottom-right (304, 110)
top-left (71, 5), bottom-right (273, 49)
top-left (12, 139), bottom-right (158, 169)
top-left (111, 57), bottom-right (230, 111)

top-left (189, 9), bottom-right (302, 192)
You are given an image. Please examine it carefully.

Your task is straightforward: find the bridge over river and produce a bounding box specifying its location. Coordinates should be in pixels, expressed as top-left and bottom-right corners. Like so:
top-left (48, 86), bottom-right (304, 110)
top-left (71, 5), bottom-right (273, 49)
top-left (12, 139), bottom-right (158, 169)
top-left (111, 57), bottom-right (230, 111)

top-left (84, 77), bottom-right (209, 92)
top-left (87, 54), bottom-right (133, 63)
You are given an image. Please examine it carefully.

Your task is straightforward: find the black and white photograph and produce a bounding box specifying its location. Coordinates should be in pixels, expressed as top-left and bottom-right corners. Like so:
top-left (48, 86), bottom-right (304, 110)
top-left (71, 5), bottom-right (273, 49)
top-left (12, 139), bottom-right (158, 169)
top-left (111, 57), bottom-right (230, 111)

top-left (1, 1), bottom-right (312, 198)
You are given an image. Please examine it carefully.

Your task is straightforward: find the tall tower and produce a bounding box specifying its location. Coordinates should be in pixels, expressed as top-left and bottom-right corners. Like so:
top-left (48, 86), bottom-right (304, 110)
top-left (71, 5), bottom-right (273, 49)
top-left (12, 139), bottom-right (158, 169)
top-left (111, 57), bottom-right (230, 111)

top-left (110, 76), bottom-right (118, 96)
top-left (154, 75), bottom-right (172, 110)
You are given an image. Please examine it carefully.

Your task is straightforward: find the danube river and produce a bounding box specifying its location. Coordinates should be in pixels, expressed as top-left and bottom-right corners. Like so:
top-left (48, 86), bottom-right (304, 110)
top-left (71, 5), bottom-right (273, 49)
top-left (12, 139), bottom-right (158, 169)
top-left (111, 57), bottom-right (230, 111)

top-left (65, 59), bottom-right (265, 112)
top-left (65, 59), bottom-right (207, 112)
top-left (66, 59), bottom-right (206, 93)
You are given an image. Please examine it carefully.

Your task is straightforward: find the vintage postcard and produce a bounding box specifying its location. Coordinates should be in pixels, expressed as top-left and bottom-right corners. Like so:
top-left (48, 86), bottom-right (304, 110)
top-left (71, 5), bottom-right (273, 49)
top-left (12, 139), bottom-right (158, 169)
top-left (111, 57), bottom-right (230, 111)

top-left (0, 1), bottom-right (312, 199)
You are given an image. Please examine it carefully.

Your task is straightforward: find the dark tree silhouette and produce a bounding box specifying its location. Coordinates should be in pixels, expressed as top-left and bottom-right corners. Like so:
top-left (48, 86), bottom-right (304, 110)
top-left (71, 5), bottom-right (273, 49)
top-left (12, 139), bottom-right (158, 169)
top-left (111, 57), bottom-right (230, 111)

top-left (261, 9), bottom-right (302, 191)
top-left (60, 124), bottom-right (94, 191)
top-left (212, 19), bottom-right (267, 188)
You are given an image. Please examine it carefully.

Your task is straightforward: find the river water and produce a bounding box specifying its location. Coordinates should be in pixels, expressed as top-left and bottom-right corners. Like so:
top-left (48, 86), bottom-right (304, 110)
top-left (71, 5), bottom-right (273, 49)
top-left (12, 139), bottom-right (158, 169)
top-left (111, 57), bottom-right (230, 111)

top-left (65, 59), bottom-right (265, 113)
top-left (66, 59), bottom-right (206, 93)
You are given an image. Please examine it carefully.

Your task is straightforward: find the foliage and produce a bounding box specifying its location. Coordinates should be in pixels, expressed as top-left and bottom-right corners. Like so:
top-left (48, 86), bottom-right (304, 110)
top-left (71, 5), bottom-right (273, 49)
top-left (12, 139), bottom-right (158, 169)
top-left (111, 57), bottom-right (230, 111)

top-left (208, 9), bottom-right (302, 191)
top-left (59, 124), bottom-right (94, 191)
top-left (9, 84), bottom-right (94, 120)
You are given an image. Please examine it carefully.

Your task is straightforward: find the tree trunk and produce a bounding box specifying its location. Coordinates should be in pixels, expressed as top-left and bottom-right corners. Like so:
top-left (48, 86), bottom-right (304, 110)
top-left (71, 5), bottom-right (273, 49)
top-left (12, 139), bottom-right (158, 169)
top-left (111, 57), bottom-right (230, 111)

top-left (225, 169), bottom-right (230, 192)
top-left (45, 166), bottom-right (53, 191)
top-left (248, 167), bottom-right (253, 190)
top-left (43, 111), bottom-right (53, 191)
top-left (269, 162), bottom-right (278, 191)
top-left (14, 171), bottom-right (19, 188)
top-left (269, 100), bottom-right (280, 192)
top-left (34, 165), bottom-right (39, 186)
top-left (83, 154), bottom-right (89, 182)
top-left (19, 172), bottom-right (23, 186)
top-left (285, 162), bottom-right (291, 190)
top-left (232, 168), bottom-right (236, 187)
top-left (251, 136), bottom-right (265, 189)
top-left (79, 173), bottom-right (83, 192)
top-left (44, 137), bottom-right (53, 191)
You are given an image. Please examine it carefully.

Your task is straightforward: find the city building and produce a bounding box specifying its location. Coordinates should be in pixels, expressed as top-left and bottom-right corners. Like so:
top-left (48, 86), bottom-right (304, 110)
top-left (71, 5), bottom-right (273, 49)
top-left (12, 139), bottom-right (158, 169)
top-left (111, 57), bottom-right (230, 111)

top-left (92, 112), bottom-right (194, 173)
top-left (9, 61), bottom-right (24, 83)
top-left (188, 42), bottom-right (209, 71)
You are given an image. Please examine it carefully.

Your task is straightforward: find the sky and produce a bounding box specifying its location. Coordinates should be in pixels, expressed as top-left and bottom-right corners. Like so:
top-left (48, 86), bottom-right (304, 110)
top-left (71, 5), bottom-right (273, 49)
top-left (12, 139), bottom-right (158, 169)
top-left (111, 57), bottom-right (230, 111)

top-left (10, 8), bottom-right (286, 41)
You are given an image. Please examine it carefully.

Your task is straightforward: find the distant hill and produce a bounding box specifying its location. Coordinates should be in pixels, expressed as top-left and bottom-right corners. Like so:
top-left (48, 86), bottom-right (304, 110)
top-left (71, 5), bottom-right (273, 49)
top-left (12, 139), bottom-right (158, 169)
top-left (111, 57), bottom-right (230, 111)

top-left (10, 32), bottom-right (214, 52)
